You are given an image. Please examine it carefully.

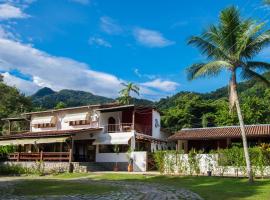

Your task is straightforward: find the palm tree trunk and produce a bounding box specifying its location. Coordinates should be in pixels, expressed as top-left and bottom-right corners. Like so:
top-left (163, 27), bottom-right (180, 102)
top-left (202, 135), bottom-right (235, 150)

top-left (230, 70), bottom-right (253, 183)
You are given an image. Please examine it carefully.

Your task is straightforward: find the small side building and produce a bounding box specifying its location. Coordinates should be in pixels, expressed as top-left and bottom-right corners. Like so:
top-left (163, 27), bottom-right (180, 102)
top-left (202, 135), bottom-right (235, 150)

top-left (169, 124), bottom-right (270, 153)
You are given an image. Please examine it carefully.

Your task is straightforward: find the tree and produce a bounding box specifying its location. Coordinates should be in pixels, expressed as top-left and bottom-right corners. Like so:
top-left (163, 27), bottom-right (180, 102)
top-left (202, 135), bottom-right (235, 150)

top-left (186, 6), bottom-right (270, 183)
top-left (54, 101), bottom-right (67, 109)
top-left (0, 82), bottom-right (32, 135)
top-left (118, 82), bottom-right (140, 105)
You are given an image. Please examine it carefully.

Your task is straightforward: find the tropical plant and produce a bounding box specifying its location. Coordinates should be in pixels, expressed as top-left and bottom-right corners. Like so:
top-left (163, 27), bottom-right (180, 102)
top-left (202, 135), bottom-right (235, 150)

top-left (118, 82), bottom-right (140, 105)
top-left (186, 6), bottom-right (270, 183)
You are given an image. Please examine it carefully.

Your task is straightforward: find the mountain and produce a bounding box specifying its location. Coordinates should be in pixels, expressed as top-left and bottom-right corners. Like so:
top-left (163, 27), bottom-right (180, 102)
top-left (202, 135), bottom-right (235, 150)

top-left (32, 87), bottom-right (56, 98)
top-left (31, 88), bottom-right (154, 109)
top-left (31, 88), bottom-right (114, 109)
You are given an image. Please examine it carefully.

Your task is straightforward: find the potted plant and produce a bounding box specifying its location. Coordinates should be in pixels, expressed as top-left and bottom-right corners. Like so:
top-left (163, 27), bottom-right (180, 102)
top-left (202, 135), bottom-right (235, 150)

top-left (127, 147), bottom-right (133, 172)
top-left (206, 154), bottom-right (213, 176)
top-left (113, 145), bottom-right (120, 171)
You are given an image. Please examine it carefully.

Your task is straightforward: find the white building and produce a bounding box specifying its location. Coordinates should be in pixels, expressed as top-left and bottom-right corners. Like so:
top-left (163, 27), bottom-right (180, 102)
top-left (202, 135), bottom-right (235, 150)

top-left (0, 104), bottom-right (169, 172)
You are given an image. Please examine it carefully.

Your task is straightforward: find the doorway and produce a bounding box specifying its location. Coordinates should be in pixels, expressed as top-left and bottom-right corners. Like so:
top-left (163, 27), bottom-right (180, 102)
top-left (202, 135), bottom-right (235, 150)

top-left (108, 117), bottom-right (116, 132)
top-left (74, 140), bottom-right (96, 162)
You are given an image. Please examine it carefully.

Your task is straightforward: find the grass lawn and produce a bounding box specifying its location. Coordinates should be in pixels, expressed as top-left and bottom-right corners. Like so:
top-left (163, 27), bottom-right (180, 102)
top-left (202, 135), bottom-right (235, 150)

top-left (88, 173), bottom-right (270, 200)
top-left (13, 179), bottom-right (118, 196)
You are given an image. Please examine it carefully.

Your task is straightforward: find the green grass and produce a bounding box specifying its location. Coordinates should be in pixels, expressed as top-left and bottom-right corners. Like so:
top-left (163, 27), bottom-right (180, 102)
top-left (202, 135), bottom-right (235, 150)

top-left (6, 173), bottom-right (270, 199)
top-left (13, 179), bottom-right (118, 196)
top-left (90, 173), bottom-right (270, 200)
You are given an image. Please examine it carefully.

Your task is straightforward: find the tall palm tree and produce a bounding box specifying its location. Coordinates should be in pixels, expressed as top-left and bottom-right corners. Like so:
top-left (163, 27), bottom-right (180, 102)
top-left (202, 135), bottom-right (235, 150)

top-left (118, 82), bottom-right (140, 105)
top-left (186, 6), bottom-right (270, 183)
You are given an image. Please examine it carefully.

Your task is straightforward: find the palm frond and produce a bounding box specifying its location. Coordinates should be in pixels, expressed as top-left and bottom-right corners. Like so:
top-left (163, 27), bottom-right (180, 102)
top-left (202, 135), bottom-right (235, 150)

top-left (236, 21), bottom-right (265, 59)
top-left (243, 30), bottom-right (270, 58)
top-left (188, 36), bottom-right (227, 60)
top-left (186, 61), bottom-right (231, 80)
top-left (241, 68), bottom-right (270, 86)
top-left (246, 61), bottom-right (270, 71)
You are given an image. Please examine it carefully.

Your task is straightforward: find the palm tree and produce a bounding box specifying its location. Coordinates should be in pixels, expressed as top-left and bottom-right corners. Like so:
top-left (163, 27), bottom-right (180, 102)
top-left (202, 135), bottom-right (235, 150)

top-left (118, 82), bottom-right (140, 105)
top-left (186, 6), bottom-right (270, 183)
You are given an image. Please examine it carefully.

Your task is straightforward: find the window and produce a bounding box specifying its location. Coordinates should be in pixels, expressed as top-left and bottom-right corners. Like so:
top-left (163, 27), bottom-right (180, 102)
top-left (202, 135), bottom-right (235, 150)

top-left (36, 123), bottom-right (55, 128)
top-left (69, 120), bottom-right (90, 126)
top-left (99, 145), bottom-right (129, 153)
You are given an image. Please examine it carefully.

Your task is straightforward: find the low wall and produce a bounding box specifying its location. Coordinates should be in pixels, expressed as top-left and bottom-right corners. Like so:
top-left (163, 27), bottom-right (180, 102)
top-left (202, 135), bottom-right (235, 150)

top-left (96, 151), bottom-right (147, 172)
top-left (1, 161), bottom-right (70, 173)
top-left (163, 153), bottom-right (270, 177)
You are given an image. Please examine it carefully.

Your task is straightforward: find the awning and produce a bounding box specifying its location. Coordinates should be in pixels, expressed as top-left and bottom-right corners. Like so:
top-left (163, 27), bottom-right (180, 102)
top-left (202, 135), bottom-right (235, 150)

top-left (32, 116), bottom-right (56, 125)
top-left (64, 112), bottom-right (89, 122)
top-left (0, 136), bottom-right (69, 146)
top-left (93, 133), bottom-right (133, 145)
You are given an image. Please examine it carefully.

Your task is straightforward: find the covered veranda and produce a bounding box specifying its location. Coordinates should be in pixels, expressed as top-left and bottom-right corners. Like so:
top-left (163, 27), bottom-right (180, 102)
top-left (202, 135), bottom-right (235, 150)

top-left (0, 128), bottom-right (100, 162)
top-left (169, 124), bottom-right (270, 153)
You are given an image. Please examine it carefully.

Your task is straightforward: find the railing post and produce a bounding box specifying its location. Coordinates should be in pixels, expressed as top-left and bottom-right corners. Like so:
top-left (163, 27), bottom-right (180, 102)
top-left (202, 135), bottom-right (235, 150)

top-left (17, 152), bottom-right (20, 162)
top-left (40, 151), bottom-right (43, 161)
top-left (69, 148), bottom-right (72, 163)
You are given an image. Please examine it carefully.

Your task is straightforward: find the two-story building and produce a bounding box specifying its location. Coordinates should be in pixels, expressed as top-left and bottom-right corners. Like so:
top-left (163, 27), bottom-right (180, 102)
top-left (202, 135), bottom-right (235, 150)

top-left (0, 104), bottom-right (170, 172)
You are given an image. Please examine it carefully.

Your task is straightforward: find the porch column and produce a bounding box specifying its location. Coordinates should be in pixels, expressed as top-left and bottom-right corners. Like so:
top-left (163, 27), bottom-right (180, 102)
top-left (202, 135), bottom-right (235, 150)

top-left (132, 109), bottom-right (135, 130)
top-left (226, 138), bottom-right (231, 148)
top-left (8, 120), bottom-right (11, 134)
top-left (70, 137), bottom-right (74, 162)
top-left (178, 140), bottom-right (188, 153)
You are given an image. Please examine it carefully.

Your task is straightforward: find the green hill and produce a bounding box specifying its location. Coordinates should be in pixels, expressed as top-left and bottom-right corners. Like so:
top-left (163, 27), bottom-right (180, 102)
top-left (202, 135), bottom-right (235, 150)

top-left (157, 72), bottom-right (270, 132)
top-left (31, 88), bottom-right (114, 109)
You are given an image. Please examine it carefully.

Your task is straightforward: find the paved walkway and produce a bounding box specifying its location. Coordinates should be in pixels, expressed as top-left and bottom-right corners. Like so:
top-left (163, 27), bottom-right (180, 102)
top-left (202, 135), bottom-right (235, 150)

top-left (0, 176), bottom-right (203, 200)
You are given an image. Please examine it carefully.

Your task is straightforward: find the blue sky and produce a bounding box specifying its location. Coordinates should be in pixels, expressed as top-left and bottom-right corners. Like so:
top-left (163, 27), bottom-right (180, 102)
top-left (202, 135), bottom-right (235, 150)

top-left (0, 0), bottom-right (269, 100)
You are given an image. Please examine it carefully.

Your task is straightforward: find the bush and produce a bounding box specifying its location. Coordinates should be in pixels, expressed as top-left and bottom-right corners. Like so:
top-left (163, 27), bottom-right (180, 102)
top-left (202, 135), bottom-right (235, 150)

top-left (0, 163), bottom-right (31, 175)
top-left (0, 145), bottom-right (16, 161)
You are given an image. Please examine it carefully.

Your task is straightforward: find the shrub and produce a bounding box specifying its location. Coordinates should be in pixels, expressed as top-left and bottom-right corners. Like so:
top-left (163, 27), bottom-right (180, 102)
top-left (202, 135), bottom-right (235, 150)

top-left (0, 145), bottom-right (16, 161)
top-left (0, 163), bottom-right (31, 175)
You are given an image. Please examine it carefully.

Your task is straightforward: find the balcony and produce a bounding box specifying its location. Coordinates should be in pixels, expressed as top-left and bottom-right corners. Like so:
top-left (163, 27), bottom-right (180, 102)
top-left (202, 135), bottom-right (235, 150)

top-left (104, 123), bottom-right (133, 133)
top-left (102, 123), bottom-right (152, 135)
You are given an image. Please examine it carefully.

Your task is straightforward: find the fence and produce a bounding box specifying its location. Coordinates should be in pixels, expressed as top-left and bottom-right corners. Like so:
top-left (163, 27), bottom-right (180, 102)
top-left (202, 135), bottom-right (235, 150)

top-left (8, 150), bottom-right (72, 162)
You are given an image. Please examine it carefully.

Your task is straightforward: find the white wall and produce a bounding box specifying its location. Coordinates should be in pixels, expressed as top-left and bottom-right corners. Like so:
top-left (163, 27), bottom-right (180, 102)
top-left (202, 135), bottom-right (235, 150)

top-left (152, 110), bottom-right (161, 139)
top-left (96, 151), bottom-right (147, 172)
top-left (31, 107), bottom-right (99, 132)
top-left (99, 111), bottom-right (122, 127)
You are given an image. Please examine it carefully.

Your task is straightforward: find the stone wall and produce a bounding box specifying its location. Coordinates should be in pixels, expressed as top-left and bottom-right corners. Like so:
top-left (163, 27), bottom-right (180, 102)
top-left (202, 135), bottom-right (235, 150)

top-left (1, 161), bottom-right (70, 173)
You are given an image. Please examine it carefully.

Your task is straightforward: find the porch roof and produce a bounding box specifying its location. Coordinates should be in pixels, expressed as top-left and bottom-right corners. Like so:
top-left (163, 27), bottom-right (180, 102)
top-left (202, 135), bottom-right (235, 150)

top-left (0, 128), bottom-right (102, 140)
top-left (135, 133), bottom-right (167, 143)
top-left (169, 124), bottom-right (270, 141)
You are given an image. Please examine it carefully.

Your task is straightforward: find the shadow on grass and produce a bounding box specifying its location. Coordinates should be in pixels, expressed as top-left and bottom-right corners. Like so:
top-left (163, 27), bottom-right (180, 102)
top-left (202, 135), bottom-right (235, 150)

top-left (90, 174), bottom-right (270, 200)
top-left (1, 178), bottom-right (119, 196)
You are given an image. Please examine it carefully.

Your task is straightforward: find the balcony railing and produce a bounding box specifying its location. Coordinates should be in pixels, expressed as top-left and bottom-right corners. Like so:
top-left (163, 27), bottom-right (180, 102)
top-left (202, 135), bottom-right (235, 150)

top-left (104, 123), bottom-right (133, 133)
top-left (8, 150), bottom-right (72, 162)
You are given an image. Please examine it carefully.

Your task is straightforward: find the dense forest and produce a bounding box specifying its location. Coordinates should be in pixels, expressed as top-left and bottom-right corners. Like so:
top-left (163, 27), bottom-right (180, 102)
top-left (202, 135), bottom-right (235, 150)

top-left (0, 73), bottom-right (270, 134)
top-left (158, 73), bottom-right (270, 132)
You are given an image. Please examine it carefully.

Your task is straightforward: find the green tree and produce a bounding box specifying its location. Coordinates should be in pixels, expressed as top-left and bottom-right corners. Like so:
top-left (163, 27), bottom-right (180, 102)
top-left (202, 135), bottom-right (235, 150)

top-left (118, 82), bottom-right (140, 105)
top-left (54, 101), bottom-right (67, 109)
top-left (0, 83), bottom-right (32, 135)
top-left (186, 6), bottom-right (270, 182)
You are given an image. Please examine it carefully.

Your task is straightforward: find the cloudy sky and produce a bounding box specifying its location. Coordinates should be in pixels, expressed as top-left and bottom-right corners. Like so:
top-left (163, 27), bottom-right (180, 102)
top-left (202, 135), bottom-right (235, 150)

top-left (0, 0), bottom-right (269, 100)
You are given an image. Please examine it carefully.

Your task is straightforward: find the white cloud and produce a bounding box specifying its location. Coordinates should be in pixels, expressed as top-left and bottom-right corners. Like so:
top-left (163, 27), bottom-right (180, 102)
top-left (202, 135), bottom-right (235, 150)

top-left (89, 37), bottom-right (111, 48)
top-left (100, 16), bottom-right (123, 35)
top-left (69, 0), bottom-right (90, 5)
top-left (133, 28), bottom-right (174, 48)
top-left (141, 79), bottom-right (179, 92)
top-left (2, 72), bottom-right (41, 95)
top-left (0, 3), bottom-right (29, 20)
top-left (133, 68), bottom-right (156, 79)
top-left (0, 37), bottom-right (124, 97)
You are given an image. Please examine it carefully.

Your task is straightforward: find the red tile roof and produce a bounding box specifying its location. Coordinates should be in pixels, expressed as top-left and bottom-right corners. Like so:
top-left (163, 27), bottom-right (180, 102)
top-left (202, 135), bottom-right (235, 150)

top-left (169, 124), bottom-right (270, 141)
top-left (0, 128), bottom-right (102, 140)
